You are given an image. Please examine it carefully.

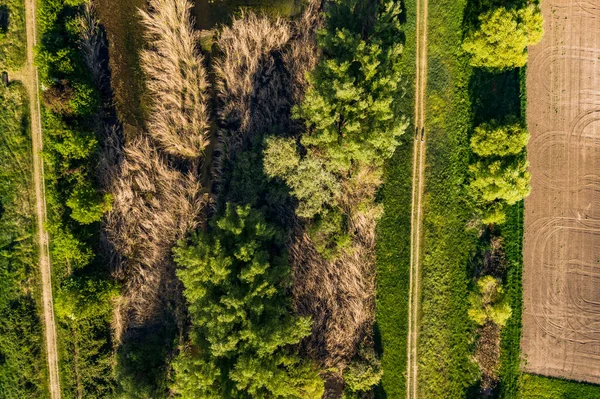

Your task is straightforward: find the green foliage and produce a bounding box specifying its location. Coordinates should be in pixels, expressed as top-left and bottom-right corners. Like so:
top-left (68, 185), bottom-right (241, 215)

top-left (497, 202), bottom-right (524, 398)
top-left (37, 0), bottom-right (117, 396)
top-left (0, 0), bottom-right (26, 69)
top-left (172, 204), bottom-right (324, 398)
top-left (520, 374), bottom-right (600, 399)
top-left (468, 276), bottom-right (512, 327)
top-left (264, 0), bottom-right (407, 254)
top-left (344, 345), bottom-right (383, 393)
top-left (294, 0), bottom-right (407, 174)
top-left (463, 5), bottom-right (543, 70)
top-left (67, 180), bottom-right (113, 225)
top-left (469, 157), bottom-right (531, 205)
top-left (0, 84), bottom-right (45, 398)
top-left (471, 119), bottom-right (529, 157)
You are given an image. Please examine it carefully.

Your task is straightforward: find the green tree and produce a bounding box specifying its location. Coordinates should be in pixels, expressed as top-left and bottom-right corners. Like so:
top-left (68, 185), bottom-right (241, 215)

top-left (66, 179), bottom-right (113, 224)
top-left (469, 157), bottom-right (531, 205)
top-left (471, 119), bottom-right (530, 157)
top-left (463, 5), bottom-right (543, 69)
top-left (263, 0), bottom-right (407, 253)
top-left (468, 276), bottom-right (512, 327)
top-left (172, 204), bottom-right (324, 398)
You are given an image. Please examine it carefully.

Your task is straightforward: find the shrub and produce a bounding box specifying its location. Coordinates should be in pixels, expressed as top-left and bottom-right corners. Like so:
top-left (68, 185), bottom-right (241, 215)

top-left (66, 179), bottom-right (112, 224)
top-left (468, 276), bottom-right (512, 328)
top-left (343, 345), bottom-right (383, 393)
top-left (471, 119), bottom-right (530, 157)
top-left (463, 5), bottom-right (543, 69)
top-left (469, 157), bottom-right (531, 205)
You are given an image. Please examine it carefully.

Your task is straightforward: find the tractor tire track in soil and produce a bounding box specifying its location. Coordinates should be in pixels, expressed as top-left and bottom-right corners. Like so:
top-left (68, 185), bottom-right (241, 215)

top-left (406, 0), bottom-right (428, 397)
top-left (522, 0), bottom-right (600, 384)
top-left (23, 0), bottom-right (62, 396)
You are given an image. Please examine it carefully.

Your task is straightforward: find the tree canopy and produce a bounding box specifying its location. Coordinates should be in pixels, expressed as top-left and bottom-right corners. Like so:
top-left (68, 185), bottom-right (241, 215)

top-left (172, 204), bottom-right (324, 398)
top-left (471, 119), bottom-right (530, 157)
top-left (463, 5), bottom-right (543, 69)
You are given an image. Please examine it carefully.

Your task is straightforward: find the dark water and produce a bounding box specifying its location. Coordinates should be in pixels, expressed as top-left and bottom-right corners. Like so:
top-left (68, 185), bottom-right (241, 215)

top-left (192, 0), bottom-right (305, 30)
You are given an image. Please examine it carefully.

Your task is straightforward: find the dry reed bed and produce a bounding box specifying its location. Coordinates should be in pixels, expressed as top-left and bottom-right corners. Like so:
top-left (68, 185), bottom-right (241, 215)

top-left (214, 1), bottom-right (378, 373)
top-left (291, 164), bottom-right (382, 368)
top-left (102, 0), bottom-right (210, 339)
top-left (139, 0), bottom-right (210, 159)
top-left (212, 5), bottom-right (320, 185)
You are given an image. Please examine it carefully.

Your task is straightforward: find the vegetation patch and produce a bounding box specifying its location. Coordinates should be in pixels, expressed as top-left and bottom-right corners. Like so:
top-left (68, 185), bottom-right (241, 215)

top-left (520, 374), bottom-right (600, 399)
top-left (0, 83), bottom-right (46, 399)
top-left (416, 0), bottom-right (479, 397)
top-left (37, 1), bottom-right (118, 396)
top-left (0, 0), bottom-right (26, 70)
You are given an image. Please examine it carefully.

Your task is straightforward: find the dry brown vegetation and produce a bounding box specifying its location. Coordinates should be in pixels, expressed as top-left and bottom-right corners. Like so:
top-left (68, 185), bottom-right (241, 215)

top-left (212, 4), bottom-right (320, 181)
top-left (100, 0), bottom-right (209, 340)
top-left (291, 164), bottom-right (382, 369)
top-left (105, 136), bottom-right (206, 334)
top-left (474, 322), bottom-right (501, 392)
top-left (139, 0), bottom-right (210, 159)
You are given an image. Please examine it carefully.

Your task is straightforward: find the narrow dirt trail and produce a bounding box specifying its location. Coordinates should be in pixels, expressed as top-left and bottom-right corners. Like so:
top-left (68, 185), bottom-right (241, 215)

top-left (406, 0), bottom-right (428, 397)
top-left (22, 0), bottom-right (62, 397)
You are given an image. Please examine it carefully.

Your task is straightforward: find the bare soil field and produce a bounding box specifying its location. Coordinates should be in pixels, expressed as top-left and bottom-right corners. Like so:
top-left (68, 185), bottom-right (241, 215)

top-left (523, 0), bottom-right (600, 384)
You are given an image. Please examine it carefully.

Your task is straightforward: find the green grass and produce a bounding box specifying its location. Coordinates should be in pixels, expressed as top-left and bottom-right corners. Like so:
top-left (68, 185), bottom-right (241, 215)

top-left (0, 83), bottom-right (47, 398)
top-left (374, 0), bottom-right (415, 397)
top-left (0, 0), bottom-right (26, 70)
top-left (417, 0), bottom-right (480, 397)
top-left (520, 375), bottom-right (600, 399)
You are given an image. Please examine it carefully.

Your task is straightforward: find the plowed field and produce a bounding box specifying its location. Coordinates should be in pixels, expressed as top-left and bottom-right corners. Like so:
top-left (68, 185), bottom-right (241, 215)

top-left (523, 0), bottom-right (600, 384)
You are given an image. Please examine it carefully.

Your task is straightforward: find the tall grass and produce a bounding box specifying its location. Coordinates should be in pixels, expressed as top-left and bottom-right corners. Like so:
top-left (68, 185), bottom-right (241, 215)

top-left (139, 0), bottom-right (210, 159)
top-left (0, 83), bottom-right (46, 399)
top-left (0, 0), bottom-right (26, 70)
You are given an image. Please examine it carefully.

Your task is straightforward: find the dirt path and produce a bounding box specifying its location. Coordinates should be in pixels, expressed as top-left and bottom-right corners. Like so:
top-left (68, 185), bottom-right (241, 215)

top-left (406, 0), bottom-right (428, 397)
top-left (22, 0), bottom-right (62, 397)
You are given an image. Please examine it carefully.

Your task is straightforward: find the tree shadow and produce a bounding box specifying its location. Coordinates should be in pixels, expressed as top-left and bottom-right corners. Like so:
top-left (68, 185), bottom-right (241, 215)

top-left (0, 6), bottom-right (9, 33)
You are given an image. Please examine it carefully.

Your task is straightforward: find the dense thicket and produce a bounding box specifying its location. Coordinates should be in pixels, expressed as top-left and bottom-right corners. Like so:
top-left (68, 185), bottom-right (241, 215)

top-left (172, 205), bottom-right (323, 398)
top-left (37, 0), bottom-right (118, 396)
top-left (263, 2), bottom-right (406, 391)
top-left (169, 4), bottom-right (327, 397)
top-left (102, 0), bottom-right (210, 396)
top-left (0, 83), bottom-right (46, 399)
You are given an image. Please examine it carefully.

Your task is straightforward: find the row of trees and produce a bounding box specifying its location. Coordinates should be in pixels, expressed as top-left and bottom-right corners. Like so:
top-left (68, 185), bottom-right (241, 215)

top-left (38, 1), bottom-right (118, 396)
top-left (463, 0), bottom-right (542, 393)
top-left (464, 2), bottom-right (541, 223)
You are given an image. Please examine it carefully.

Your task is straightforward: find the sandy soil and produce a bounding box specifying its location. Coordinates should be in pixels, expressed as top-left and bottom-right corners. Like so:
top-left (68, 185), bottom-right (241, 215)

top-left (406, 0), bottom-right (428, 397)
top-left (523, 0), bottom-right (600, 384)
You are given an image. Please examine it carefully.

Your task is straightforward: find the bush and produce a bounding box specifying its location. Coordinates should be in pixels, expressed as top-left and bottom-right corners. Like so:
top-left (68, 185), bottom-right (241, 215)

top-left (67, 179), bottom-right (113, 224)
top-left (344, 345), bottom-right (383, 393)
top-left (463, 5), bottom-right (543, 69)
top-left (471, 119), bottom-right (529, 157)
top-left (468, 276), bottom-right (512, 328)
top-left (469, 157), bottom-right (531, 205)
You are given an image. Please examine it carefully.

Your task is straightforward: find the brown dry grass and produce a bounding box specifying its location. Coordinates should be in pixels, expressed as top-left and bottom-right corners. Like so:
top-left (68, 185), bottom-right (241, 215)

top-left (212, 2), bottom-right (320, 182)
top-left (474, 322), bottom-right (501, 392)
top-left (105, 135), bottom-right (207, 337)
top-left (291, 164), bottom-right (382, 370)
top-left (139, 0), bottom-right (210, 159)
